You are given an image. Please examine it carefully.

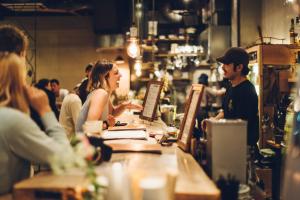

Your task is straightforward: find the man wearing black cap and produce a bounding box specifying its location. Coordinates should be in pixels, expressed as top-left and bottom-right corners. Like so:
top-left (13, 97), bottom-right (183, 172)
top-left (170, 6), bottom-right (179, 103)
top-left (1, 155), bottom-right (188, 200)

top-left (204, 47), bottom-right (259, 149)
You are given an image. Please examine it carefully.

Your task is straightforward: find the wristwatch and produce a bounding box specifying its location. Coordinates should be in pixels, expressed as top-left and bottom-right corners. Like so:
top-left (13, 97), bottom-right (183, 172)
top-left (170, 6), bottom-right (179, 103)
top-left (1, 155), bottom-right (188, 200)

top-left (103, 120), bottom-right (109, 129)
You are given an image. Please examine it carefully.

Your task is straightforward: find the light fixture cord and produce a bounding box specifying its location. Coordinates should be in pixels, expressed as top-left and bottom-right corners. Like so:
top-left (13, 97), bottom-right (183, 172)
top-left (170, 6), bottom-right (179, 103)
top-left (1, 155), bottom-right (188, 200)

top-left (132, 0), bottom-right (135, 25)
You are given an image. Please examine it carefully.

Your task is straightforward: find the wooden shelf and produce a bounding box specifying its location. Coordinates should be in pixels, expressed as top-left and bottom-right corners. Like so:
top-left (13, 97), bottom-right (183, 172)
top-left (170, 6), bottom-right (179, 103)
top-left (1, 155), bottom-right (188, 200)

top-left (143, 38), bottom-right (186, 43)
top-left (155, 53), bottom-right (201, 57)
top-left (156, 38), bottom-right (186, 42)
top-left (135, 78), bottom-right (151, 82)
top-left (173, 78), bottom-right (191, 81)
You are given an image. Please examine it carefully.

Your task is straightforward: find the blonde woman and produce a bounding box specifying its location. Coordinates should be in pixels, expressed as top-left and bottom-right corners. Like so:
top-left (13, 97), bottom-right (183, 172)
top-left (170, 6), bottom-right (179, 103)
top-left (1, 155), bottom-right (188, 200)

top-left (0, 52), bottom-right (74, 194)
top-left (76, 61), bottom-right (142, 132)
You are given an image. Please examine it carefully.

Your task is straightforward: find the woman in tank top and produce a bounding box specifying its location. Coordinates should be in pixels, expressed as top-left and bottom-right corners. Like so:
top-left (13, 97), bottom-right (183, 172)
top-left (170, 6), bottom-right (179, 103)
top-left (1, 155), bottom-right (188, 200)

top-left (76, 61), bottom-right (142, 132)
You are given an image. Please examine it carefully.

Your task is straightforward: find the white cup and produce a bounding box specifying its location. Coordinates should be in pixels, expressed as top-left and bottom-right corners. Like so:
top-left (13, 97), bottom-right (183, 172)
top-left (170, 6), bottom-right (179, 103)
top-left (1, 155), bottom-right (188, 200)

top-left (140, 177), bottom-right (167, 200)
top-left (83, 120), bottom-right (103, 136)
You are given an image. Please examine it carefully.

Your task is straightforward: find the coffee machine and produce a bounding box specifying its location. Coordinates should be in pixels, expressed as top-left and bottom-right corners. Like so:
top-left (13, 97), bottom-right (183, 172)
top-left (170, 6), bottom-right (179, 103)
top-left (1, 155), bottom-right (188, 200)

top-left (206, 119), bottom-right (247, 183)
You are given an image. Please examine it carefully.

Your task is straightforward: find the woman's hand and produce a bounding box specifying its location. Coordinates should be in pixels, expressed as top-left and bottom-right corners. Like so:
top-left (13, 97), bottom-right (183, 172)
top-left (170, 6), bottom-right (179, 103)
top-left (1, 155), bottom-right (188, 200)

top-left (123, 101), bottom-right (143, 111)
top-left (24, 85), bottom-right (51, 116)
top-left (107, 115), bottom-right (116, 127)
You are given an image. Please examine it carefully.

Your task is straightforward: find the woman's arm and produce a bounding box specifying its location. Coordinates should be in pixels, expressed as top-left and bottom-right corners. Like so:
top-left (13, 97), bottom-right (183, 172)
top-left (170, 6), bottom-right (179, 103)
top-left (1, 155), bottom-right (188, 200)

top-left (6, 110), bottom-right (75, 164)
top-left (109, 101), bottom-right (143, 117)
top-left (87, 89), bottom-right (109, 121)
top-left (6, 86), bottom-right (75, 164)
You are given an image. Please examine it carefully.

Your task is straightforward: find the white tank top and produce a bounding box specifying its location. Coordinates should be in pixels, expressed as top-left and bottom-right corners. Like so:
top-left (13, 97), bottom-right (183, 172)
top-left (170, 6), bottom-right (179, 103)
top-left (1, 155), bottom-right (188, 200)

top-left (75, 90), bottom-right (109, 133)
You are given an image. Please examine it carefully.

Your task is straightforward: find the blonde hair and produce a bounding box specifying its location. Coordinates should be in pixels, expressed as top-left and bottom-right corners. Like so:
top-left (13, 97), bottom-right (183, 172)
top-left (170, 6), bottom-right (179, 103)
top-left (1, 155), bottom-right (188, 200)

top-left (0, 52), bottom-right (29, 113)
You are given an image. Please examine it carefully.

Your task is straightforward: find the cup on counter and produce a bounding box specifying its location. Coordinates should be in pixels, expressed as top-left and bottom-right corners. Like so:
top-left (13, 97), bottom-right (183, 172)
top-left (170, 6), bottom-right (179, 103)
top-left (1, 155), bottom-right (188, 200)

top-left (166, 127), bottom-right (178, 138)
top-left (139, 177), bottom-right (167, 200)
top-left (160, 105), bottom-right (177, 126)
top-left (83, 120), bottom-right (103, 136)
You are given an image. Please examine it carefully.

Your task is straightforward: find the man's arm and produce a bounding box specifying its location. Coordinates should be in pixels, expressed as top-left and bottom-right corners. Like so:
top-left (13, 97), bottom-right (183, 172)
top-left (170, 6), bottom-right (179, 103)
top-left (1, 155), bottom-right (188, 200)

top-left (214, 110), bottom-right (224, 120)
top-left (201, 110), bottom-right (224, 131)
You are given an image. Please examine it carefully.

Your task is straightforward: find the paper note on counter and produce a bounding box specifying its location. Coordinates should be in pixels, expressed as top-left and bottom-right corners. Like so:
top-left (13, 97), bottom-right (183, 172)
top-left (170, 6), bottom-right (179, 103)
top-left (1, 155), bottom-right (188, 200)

top-left (102, 130), bottom-right (147, 140)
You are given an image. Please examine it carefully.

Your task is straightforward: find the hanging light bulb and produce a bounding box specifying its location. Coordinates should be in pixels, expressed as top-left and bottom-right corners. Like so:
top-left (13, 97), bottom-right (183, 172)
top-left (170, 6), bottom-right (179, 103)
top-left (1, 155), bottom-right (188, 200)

top-left (127, 25), bottom-right (140, 58)
top-left (136, 69), bottom-right (142, 77)
top-left (134, 59), bottom-right (142, 70)
top-left (127, 38), bottom-right (140, 58)
top-left (134, 57), bottom-right (142, 77)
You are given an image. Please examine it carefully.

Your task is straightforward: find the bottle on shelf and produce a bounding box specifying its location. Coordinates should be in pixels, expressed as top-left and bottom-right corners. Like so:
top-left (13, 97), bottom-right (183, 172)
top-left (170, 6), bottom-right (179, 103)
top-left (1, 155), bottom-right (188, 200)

top-left (295, 17), bottom-right (300, 44)
top-left (290, 18), bottom-right (297, 44)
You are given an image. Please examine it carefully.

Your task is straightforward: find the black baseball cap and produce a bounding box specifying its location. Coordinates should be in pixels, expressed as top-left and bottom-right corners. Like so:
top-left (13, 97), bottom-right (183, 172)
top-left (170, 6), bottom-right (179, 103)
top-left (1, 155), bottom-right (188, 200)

top-left (216, 47), bottom-right (249, 65)
top-left (216, 47), bottom-right (250, 75)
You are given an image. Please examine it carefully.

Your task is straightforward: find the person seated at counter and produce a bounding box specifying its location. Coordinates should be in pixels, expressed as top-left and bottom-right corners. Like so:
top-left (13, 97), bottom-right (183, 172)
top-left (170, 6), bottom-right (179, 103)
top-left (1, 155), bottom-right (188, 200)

top-left (202, 47), bottom-right (259, 154)
top-left (77, 63), bottom-right (93, 104)
top-left (76, 61), bottom-right (142, 132)
top-left (59, 86), bottom-right (82, 139)
top-left (196, 73), bottom-right (226, 139)
top-left (0, 52), bottom-right (75, 194)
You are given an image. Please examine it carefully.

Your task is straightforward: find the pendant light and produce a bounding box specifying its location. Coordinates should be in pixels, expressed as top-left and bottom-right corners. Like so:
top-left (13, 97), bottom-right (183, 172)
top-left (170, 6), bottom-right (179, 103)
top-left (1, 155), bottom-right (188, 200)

top-left (127, 0), bottom-right (141, 58)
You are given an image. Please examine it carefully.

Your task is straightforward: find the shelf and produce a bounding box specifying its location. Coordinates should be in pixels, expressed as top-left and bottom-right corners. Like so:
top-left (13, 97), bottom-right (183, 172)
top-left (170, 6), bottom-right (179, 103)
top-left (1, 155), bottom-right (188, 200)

top-left (173, 78), bottom-right (191, 81)
top-left (156, 38), bottom-right (186, 42)
top-left (135, 78), bottom-right (151, 82)
top-left (155, 53), bottom-right (201, 57)
top-left (143, 38), bottom-right (187, 43)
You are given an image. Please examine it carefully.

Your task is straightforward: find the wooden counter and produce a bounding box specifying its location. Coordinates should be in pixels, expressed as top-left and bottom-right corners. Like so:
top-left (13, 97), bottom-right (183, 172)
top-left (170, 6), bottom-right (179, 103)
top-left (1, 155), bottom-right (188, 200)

top-left (12, 113), bottom-right (220, 200)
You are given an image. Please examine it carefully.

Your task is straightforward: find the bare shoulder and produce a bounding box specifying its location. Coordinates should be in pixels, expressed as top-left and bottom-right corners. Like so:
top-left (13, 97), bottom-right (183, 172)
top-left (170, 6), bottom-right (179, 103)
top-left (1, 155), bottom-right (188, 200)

top-left (91, 89), bottom-right (109, 100)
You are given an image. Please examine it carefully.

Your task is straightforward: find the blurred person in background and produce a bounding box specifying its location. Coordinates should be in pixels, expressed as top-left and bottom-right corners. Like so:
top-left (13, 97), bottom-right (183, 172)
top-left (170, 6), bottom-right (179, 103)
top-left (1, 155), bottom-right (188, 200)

top-left (78, 63), bottom-right (93, 104)
top-left (50, 79), bottom-right (69, 102)
top-left (59, 86), bottom-right (82, 139)
top-left (35, 79), bottom-right (59, 119)
top-left (195, 73), bottom-right (226, 139)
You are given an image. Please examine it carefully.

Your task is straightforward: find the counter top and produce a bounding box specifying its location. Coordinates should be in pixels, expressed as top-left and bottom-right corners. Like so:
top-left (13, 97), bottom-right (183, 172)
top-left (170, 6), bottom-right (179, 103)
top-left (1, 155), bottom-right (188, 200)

top-left (12, 113), bottom-right (220, 200)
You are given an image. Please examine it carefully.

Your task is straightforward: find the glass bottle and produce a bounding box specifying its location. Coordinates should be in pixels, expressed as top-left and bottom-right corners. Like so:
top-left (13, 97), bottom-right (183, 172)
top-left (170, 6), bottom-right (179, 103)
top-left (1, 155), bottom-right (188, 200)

top-left (295, 17), bottom-right (300, 44)
top-left (290, 18), bottom-right (296, 45)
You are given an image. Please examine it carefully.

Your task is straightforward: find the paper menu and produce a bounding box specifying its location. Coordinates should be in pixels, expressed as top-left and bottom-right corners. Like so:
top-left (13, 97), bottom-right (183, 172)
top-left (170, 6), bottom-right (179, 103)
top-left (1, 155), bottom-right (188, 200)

top-left (101, 130), bottom-right (147, 140)
top-left (142, 84), bottom-right (161, 118)
top-left (181, 91), bottom-right (200, 144)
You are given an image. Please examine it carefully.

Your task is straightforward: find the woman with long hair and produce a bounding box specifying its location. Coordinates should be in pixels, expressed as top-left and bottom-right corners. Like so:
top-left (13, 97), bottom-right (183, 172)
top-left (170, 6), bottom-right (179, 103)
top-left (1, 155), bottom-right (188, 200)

top-left (76, 61), bottom-right (142, 132)
top-left (0, 52), bottom-right (74, 194)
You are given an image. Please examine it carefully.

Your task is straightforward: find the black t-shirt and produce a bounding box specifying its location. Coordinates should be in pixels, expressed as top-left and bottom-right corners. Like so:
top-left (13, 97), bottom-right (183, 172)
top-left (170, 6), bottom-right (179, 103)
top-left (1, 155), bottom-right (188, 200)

top-left (222, 80), bottom-right (259, 145)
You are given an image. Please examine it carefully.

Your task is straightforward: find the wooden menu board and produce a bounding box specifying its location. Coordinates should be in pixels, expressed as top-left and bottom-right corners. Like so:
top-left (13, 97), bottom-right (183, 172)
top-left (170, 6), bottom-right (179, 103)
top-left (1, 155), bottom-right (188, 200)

top-left (140, 81), bottom-right (163, 121)
top-left (177, 84), bottom-right (204, 152)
